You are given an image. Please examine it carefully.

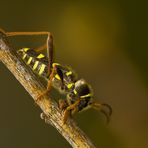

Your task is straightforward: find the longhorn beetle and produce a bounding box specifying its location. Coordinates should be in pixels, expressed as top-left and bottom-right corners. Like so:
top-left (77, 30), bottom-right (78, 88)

top-left (1, 29), bottom-right (112, 123)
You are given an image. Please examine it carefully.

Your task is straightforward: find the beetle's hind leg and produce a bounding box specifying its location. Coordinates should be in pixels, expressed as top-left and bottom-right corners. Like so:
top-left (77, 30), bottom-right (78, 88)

top-left (34, 44), bottom-right (47, 53)
top-left (31, 33), bottom-right (55, 102)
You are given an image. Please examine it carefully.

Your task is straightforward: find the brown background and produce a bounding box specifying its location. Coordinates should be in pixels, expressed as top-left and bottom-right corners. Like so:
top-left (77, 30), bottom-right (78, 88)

top-left (0, 0), bottom-right (147, 148)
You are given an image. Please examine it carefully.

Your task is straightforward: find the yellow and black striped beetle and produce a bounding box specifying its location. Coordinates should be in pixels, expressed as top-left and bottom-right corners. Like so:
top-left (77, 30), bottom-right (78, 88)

top-left (2, 29), bottom-right (112, 123)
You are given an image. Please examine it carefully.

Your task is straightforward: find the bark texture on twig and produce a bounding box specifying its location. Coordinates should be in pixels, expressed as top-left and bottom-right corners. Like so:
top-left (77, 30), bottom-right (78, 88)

top-left (0, 31), bottom-right (96, 148)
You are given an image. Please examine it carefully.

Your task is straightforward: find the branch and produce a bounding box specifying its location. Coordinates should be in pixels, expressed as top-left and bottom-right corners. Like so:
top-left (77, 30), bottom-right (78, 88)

top-left (0, 31), bottom-right (96, 148)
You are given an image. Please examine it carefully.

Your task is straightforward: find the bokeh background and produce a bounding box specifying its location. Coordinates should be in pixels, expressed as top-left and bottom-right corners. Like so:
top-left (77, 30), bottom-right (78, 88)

top-left (0, 0), bottom-right (147, 148)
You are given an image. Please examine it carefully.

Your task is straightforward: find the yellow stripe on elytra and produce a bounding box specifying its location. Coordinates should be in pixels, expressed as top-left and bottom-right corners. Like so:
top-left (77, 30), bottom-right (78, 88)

top-left (67, 83), bottom-right (74, 89)
top-left (37, 54), bottom-right (45, 59)
top-left (33, 61), bottom-right (39, 70)
top-left (74, 89), bottom-right (77, 95)
top-left (18, 49), bottom-right (23, 52)
top-left (22, 54), bottom-right (27, 59)
top-left (23, 48), bottom-right (30, 52)
top-left (55, 74), bottom-right (61, 80)
top-left (66, 71), bottom-right (72, 76)
top-left (80, 93), bottom-right (92, 98)
top-left (27, 57), bottom-right (33, 65)
top-left (52, 63), bottom-right (60, 67)
top-left (39, 64), bottom-right (46, 75)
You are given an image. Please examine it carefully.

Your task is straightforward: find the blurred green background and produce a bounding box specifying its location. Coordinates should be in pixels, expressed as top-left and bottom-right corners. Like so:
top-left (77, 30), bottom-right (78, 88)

top-left (0, 0), bottom-right (147, 148)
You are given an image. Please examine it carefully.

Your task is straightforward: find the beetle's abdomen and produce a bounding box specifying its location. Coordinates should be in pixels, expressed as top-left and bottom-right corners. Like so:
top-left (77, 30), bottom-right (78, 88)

top-left (17, 48), bottom-right (48, 78)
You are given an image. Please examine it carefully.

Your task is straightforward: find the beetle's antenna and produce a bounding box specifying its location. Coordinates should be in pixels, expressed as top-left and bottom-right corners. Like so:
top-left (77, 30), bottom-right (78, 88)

top-left (89, 102), bottom-right (112, 123)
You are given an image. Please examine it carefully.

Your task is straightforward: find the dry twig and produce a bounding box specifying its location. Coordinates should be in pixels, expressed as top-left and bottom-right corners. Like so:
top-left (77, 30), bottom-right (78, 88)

top-left (0, 31), bottom-right (96, 148)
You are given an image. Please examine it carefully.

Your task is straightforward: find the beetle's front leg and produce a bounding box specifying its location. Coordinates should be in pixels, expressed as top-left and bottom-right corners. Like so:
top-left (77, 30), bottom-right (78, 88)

top-left (63, 99), bottom-right (81, 124)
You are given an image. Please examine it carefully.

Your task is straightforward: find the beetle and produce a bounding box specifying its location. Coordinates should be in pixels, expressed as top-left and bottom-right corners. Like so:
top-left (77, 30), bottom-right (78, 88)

top-left (1, 29), bottom-right (112, 123)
